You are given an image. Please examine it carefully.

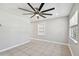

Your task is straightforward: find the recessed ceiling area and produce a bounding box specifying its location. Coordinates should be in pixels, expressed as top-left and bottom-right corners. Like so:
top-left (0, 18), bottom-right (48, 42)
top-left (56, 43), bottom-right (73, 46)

top-left (0, 3), bottom-right (73, 20)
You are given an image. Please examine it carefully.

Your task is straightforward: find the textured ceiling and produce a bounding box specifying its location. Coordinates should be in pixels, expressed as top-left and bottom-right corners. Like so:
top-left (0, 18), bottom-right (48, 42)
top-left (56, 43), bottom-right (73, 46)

top-left (0, 3), bottom-right (73, 20)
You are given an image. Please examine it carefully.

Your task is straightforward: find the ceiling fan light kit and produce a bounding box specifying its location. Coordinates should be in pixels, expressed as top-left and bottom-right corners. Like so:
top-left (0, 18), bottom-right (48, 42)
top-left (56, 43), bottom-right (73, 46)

top-left (18, 3), bottom-right (55, 19)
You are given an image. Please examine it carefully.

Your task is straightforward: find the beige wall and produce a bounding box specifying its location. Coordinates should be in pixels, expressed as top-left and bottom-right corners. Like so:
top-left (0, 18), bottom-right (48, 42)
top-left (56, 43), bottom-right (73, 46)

top-left (0, 10), bottom-right (33, 50)
top-left (32, 16), bottom-right (69, 44)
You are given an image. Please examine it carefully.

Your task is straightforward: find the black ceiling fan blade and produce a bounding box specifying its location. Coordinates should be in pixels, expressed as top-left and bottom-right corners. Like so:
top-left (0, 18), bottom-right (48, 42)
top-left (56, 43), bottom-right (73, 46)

top-left (18, 8), bottom-right (33, 12)
top-left (30, 14), bottom-right (36, 18)
top-left (41, 8), bottom-right (55, 12)
top-left (39, 14), bottom-right (46, 18)
top-left (22, 13), bottom-right (33, 15)
top-left (42, 13), bottom-right (52, 15)
top-left (39, 3), bottom-right (45, 11)
top-left (27, 3), bottom-right (36, 11)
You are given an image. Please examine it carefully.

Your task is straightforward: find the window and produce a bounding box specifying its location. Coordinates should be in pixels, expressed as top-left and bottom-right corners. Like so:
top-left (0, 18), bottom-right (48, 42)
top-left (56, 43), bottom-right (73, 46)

top-left (69, 11), bottom-right (78, 43)
top-left (38, 23), bottom-right (45, 35)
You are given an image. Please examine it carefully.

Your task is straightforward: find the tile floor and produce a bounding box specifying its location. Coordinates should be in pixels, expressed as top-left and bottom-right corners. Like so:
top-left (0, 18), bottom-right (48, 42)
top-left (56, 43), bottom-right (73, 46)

top-left (0, 39), bottom-right (71, 56)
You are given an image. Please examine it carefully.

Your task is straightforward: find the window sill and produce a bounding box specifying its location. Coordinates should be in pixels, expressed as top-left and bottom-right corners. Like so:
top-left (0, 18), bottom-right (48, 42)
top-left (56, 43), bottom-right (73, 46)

top-left (69, 37), bottom-right (78, 44)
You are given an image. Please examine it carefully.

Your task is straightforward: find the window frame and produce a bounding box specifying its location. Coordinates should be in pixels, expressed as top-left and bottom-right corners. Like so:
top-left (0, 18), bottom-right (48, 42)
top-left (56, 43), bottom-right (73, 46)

top-left (69, 10), bottom-right (78, 43)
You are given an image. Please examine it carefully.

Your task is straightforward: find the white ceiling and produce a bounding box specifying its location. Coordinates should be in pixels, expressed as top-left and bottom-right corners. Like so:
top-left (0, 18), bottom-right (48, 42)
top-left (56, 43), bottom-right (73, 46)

top-left (0, 3), bottom-right (73, 20)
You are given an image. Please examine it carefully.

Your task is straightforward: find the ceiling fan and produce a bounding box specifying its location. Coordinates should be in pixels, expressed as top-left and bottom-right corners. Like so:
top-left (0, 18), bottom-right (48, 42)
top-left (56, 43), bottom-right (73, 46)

top-left (18, 3), bottom-right (55, 19)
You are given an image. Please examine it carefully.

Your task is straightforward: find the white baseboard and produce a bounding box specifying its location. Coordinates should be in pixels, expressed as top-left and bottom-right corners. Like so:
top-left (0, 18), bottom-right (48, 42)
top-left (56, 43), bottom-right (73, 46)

top-left (0, 38), bottom-right (73, 56)
top-left (33, 38), bottom-right (74, 55)
top-left (0, 40), bottom-right (31, 53)
top-left (32, 38), bottom-right (68, 46)
top-left (68, 44), bottom-right (74, 56)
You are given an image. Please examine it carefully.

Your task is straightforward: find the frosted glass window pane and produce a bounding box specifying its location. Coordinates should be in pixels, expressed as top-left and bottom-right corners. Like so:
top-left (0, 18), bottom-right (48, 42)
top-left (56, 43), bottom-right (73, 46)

top-left (38, 23), bottom-right (45, 35)
top-left (70, 11), bottom-right (78, 26)
top-left (69, 11), bottom-right (78, 42)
